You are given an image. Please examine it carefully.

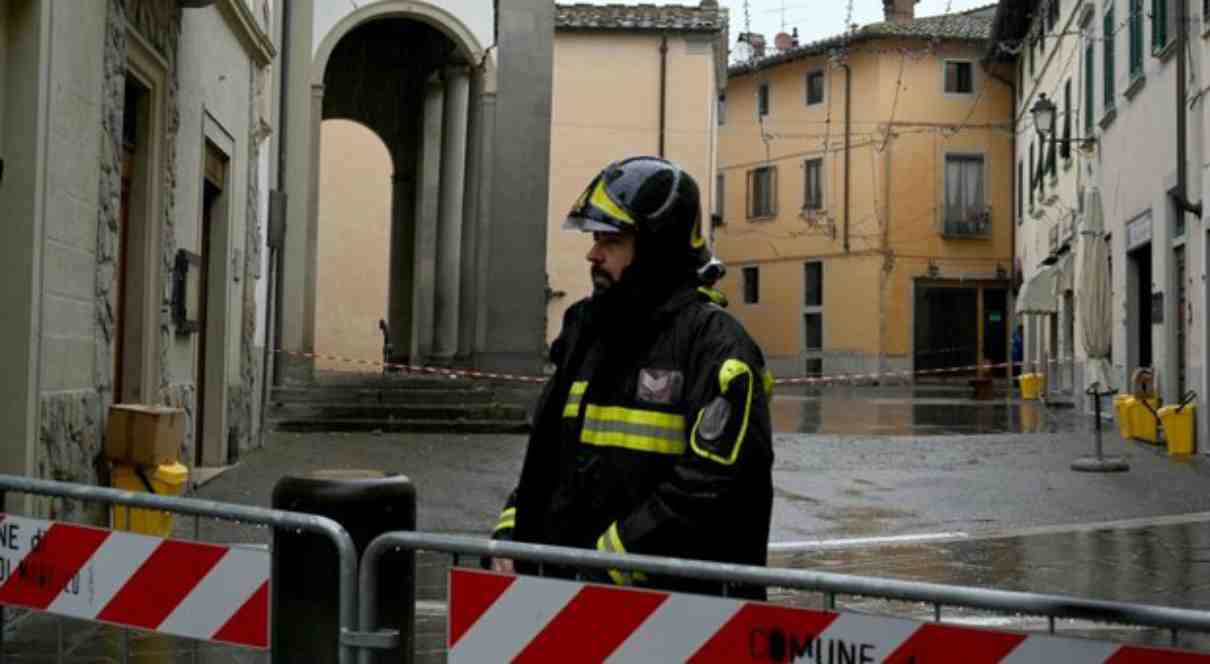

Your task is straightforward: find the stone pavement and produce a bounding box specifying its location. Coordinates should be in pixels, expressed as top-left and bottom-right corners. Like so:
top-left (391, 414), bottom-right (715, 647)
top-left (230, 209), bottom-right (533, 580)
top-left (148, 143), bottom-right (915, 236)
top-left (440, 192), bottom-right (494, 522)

top-left (6, 389), bottom-right (1210, 660)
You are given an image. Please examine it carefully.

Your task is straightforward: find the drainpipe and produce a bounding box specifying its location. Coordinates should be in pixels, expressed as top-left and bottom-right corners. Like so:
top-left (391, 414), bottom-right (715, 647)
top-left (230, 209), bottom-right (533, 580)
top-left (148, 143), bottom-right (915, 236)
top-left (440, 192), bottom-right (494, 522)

top-left (262, 0), bottom-right (289, 443)
top-left (1171, 0), bottom-right (1203, 219)
top-left (842, 62), bottom-right (851, 252)
top-left (984, 59), bottom-right (1016, 380)
top-left (659, 34), bottom-right (668, 158)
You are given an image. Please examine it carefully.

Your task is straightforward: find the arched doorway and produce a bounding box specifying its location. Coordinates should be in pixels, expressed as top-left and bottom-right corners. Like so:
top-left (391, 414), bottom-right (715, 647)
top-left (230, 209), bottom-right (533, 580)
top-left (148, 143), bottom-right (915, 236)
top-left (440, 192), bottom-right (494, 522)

top-left (316, 119), bottom-right (392, 373)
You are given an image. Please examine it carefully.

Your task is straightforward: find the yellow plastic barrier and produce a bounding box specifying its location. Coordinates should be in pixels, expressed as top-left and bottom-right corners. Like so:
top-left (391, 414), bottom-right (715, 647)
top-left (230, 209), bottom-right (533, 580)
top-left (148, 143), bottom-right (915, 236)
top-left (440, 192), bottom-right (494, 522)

top-left (1019, 373), bottom-right (1042, 400)
top-left (1129, 397), bottom-right (1161, 444)
top-left (111, 462), bottom-right (189, 537)
top-left (1160, 405), bottom-right (1196, 455)
top-left (1114, 395), bottom-right (1134, 439)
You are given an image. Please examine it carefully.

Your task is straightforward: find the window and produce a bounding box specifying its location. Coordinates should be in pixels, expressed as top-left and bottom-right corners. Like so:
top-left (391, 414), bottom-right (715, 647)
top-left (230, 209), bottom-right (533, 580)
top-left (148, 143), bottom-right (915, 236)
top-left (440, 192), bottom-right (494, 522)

top-left (747, 166), bottom-right (777, 218)
top-left (715, 172), bottom-right (725, 223)
top-left (1017, 159), bottom-right (1024, 222)
top-left (1028, 142), bottom-right (1035, 208)
top-left (944, 61), bottom-right (974, 93)
top-left (1128, 0), bottom-right (1143, 77)
top-left (742, 266), bottom-right (760, 304)
top-left (804, 314), bottom-right (823, 350)
top-left (804, 262), bottom-right (822, 307)
top-left (717, 94), bottom-right (727, 126)
top-left (1103, 6), bottom-right (1115, 109)
top-left (803, 262), bottom-right (823, 352)
top-left (1152, 0), bottom-right (1174, 53)
top-left (944, 155), bottom-right (987, 236)
top-left (1029, 30), bottom-right (1036, 75)
top-left (1048, 0), bottom-right (1060, 28)
top-left (1062, 79), bottom-right (1073, 159)
top-left (1084, 40), bottom-right (1095, 133)
top-left (757, 82), bottom-right (770, 117)
top-left (803, 158), bottom-right (823, 210)
top-left (805, 70), bottom-right (825, 105)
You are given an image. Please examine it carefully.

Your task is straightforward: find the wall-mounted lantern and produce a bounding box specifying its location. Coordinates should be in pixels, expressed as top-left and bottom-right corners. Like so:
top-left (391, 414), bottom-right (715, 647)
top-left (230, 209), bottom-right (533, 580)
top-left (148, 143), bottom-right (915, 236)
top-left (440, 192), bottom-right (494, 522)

top-left (173, 249), bottom-right (202, 334)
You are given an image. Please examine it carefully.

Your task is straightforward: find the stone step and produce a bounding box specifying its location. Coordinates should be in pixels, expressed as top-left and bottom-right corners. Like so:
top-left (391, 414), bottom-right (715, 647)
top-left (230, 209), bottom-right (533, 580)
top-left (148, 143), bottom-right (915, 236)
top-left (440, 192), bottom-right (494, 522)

top-left (269, 402), bottom-right (527, 421)
top-left (271, 386), bottom-right (494, 405)
top-left (272, 418), bottom-right (530, 434)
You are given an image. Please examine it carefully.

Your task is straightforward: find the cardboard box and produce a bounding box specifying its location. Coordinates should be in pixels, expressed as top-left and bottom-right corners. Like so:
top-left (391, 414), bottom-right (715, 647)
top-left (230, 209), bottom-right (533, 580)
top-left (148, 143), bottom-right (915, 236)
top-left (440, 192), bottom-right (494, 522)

top-left (105, 404), bottom-right (184, 466)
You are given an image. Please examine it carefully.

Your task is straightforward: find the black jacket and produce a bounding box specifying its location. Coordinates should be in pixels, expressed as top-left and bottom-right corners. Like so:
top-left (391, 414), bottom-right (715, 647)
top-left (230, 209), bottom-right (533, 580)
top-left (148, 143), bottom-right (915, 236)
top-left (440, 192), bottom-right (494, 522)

top-left (492, 285), bottom-right (774, 597)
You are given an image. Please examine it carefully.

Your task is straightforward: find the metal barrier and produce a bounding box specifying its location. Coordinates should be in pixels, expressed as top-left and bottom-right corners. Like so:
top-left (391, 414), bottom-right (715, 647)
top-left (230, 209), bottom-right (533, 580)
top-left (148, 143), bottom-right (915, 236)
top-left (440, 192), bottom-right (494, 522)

top-left (0, 474), bottom-right (359, 664)
top-left (355, 532), bottom-right (1210, 661)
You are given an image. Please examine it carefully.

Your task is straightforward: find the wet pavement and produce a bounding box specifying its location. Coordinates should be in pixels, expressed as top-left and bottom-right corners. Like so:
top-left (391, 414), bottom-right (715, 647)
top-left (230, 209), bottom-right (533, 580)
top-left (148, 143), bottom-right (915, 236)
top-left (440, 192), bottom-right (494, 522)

top-left (6, 384), bottom-right (1210, 660)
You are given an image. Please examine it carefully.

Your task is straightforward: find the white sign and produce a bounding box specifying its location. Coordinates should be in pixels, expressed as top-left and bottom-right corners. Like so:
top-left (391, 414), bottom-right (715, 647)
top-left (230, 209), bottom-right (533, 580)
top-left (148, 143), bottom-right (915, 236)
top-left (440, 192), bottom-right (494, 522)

top-left (1126, 214), bottom-right (1152, 250)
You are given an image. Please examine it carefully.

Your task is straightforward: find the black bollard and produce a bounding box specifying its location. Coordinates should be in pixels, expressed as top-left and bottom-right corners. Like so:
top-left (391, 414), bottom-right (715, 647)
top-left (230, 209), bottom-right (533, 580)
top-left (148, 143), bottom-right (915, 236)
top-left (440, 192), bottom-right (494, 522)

top-left (271, 470), bottom-right (415, 663)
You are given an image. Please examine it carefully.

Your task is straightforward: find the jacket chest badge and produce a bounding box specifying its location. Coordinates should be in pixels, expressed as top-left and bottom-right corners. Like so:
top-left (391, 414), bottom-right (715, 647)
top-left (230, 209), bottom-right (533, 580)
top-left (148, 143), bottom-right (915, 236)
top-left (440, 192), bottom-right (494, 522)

top-left (637, 369), bottom-right (683, 405)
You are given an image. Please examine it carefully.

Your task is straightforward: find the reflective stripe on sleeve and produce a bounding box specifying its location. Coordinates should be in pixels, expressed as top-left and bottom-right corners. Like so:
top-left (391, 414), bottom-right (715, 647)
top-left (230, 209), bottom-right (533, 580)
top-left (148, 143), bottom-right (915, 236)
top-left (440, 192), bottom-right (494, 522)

top-left (494, 507), bottom-right (516, 534)
top-left (595, 522), bottom-right (646, 586)
top-left (580, 404), bottom-right (686, 454)
top-left (563, 381), bottom-right (588, 418)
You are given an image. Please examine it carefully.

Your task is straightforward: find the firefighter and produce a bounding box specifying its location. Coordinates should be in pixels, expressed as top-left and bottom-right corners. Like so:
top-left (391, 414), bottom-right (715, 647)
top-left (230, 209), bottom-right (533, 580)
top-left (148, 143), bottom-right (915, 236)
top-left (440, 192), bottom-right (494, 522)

top-left (489, 156), bottom-right (774, 598)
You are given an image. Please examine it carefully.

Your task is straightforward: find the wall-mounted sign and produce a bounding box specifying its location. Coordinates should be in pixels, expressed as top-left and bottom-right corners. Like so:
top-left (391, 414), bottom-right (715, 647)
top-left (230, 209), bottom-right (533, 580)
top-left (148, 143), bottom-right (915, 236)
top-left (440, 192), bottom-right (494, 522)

top-left (1126, 214), bottom-right (1152, 251)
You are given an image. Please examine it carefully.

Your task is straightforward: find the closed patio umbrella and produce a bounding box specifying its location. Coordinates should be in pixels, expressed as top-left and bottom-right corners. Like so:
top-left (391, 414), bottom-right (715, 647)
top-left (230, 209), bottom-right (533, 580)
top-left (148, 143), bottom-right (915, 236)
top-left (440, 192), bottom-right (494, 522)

top-left (1073, 182), bottom-right (1127, 472)
top-left (1079, 184), bottom-right (1112, 391)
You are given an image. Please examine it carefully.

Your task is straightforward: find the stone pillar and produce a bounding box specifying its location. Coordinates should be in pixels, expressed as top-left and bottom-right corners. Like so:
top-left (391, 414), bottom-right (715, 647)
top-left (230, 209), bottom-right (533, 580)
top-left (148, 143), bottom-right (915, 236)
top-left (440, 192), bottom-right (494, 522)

top-left (433, 66), bottom-right (470, 362)
top-left (458, 69), bottom-right (486, 360)
top-left (474, 90), bottom-right (497, 358)
top-left (387, 170), bottom-right (417, 365)
top-left (412, 74), bottom-right (444, 362)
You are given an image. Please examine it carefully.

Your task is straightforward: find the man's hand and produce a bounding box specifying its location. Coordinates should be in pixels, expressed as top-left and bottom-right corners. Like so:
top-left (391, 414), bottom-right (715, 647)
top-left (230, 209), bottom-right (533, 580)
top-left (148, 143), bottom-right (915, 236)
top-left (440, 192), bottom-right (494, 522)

top-left (490, 558), bottom-right (515, 574)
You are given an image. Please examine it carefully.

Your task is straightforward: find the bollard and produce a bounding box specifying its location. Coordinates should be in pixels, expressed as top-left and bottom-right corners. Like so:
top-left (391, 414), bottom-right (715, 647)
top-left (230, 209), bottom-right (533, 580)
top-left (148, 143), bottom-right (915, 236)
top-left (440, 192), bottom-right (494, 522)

top-left (272, 471), bottom-right (415, 664)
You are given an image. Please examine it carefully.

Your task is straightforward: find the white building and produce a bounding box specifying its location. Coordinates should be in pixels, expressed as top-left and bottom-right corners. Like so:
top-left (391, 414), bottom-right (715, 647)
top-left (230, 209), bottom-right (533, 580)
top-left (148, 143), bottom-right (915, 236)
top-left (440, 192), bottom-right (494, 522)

top-left (992, 0), bottom-right (1207, 446)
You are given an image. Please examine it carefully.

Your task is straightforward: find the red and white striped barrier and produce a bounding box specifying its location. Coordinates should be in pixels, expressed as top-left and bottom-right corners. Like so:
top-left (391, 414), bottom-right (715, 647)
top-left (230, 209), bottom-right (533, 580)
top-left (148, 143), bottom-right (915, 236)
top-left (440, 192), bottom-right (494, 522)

top-left (277, 348), bottom-right (1023, 388)
top-left (0, 514), bottom-right (269, 649)
top-left (448, 569), bottom-right (1210, 663)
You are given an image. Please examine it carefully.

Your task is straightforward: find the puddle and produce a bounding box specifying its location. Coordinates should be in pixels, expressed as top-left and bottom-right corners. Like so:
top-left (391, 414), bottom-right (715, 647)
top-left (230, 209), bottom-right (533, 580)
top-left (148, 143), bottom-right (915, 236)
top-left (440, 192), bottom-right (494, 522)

top-left (772, 397), bottom-right (1084, 436)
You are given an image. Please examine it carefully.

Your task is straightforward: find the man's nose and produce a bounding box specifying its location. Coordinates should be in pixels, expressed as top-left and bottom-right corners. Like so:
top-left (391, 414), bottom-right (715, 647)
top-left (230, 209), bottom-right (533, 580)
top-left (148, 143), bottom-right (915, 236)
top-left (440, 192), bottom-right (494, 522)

top-left (586, 243), bottom-right (603, 263)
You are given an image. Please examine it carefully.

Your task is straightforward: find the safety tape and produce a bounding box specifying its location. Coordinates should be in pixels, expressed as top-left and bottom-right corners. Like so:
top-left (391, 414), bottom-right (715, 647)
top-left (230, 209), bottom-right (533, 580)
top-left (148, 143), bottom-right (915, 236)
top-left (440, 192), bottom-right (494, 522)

top-left (275, 350), bottom-right (1024, 387)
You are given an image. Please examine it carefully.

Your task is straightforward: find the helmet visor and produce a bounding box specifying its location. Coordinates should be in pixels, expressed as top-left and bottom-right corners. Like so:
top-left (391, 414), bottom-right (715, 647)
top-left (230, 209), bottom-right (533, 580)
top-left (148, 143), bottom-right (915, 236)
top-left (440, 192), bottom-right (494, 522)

top-left (563, 174), bottom-right (637, 233)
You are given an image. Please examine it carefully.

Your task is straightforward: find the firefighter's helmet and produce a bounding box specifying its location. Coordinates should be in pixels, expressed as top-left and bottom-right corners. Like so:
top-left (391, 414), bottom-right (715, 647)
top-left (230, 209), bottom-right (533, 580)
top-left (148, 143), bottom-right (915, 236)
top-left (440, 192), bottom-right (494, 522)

top-left (564, 157), bottom-right (712, 273)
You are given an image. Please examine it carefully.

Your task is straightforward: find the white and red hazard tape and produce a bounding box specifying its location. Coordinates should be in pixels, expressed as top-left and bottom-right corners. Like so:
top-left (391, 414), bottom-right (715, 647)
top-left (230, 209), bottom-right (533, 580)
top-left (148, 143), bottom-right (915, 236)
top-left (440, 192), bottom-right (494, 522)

top-left (277, 349), bottom-right (1023, 388)
top-left (448, 569), bottom-right (1210, 663)
top-left (0, 514), bottom-right (269, 649)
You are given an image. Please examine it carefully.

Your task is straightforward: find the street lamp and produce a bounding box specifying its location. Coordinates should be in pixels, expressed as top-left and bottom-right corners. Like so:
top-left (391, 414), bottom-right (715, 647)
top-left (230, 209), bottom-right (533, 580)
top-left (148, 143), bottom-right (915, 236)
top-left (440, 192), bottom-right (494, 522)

top-left (1030, 93), bottom-right (1095, 152)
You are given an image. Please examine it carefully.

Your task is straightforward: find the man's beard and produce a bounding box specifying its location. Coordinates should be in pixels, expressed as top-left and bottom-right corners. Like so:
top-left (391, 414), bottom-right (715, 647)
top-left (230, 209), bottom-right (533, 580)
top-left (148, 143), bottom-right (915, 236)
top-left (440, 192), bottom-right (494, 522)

top-left (590, 266), bottom-right (616, 295)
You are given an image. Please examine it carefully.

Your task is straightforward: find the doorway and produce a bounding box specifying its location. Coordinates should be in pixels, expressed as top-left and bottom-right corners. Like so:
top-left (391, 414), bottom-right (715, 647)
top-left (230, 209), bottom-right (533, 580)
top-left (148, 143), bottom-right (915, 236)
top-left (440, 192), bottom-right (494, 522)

top-left (195, 142), bottom-right (229, 468)
top-left (983, 288), bottom-right (1008, 368)
top-left (914, 286), bottom-right (978, 373)
top-left (1129, 245), bottom-right (1153, 370)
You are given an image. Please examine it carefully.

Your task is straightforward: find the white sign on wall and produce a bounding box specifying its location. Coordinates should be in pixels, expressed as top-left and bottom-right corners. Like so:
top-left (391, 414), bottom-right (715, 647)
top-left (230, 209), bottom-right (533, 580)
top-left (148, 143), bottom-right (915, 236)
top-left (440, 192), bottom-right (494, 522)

top-left (1126, 213), bottom-right (1152, 251)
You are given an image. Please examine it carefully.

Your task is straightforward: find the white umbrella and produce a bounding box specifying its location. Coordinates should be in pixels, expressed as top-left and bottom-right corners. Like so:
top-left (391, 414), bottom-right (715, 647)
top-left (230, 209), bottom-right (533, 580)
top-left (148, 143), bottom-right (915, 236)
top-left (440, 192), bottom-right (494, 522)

top-left (1079, 184), bottom-right (1113, 390)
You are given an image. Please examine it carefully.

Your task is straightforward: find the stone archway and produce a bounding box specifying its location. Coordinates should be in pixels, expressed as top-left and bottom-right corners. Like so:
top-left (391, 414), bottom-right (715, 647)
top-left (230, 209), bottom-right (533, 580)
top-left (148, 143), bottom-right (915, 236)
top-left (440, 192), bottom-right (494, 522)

top-left (279, 0), bottom-right (499, 381)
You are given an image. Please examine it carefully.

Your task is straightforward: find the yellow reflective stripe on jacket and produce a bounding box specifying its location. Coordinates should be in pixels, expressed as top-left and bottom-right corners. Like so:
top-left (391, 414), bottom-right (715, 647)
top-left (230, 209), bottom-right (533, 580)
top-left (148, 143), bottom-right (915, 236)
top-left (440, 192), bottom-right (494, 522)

top-left (763, 369), bottom-right (775, 398)
top-left (563, 381), bottom-right (588, 418)
top-left (596, 522), bottom-right (646, 585)
top-left (494, 507), bottom-right (516, 533)
top-left (581, 404), bottom-right (686, 454)
top-left (691, 359), bottom-right (754, 466)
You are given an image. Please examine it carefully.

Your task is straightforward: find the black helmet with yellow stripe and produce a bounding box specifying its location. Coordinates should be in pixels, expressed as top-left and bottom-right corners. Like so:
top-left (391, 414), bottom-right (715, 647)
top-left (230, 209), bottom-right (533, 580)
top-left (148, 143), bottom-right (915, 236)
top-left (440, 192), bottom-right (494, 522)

top-left (564, 157), bottom-right (713, 279)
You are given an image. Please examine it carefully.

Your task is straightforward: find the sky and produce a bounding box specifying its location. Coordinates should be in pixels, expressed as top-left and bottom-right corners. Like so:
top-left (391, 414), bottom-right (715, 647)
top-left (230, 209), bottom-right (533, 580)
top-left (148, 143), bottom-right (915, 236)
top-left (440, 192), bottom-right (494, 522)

top-left (587, 0), bottom-right (997, 54)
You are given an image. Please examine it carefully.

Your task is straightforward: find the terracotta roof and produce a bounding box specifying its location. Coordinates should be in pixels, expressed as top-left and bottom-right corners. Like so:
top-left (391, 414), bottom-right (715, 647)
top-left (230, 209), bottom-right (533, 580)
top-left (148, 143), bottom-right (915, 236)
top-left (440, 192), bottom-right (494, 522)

top-left (555, 2), bottom-right (726, 34)
top-left (730, 5), bottom-right (995, 75)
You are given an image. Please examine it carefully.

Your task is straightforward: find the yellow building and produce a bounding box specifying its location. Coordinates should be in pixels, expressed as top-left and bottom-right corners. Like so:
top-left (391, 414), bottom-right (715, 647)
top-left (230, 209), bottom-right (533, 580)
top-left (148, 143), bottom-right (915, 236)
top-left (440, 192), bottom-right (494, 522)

top-left (717, 2), bottom-right (1014, 380)
top-left (545, 1), bottom-right (729, 346)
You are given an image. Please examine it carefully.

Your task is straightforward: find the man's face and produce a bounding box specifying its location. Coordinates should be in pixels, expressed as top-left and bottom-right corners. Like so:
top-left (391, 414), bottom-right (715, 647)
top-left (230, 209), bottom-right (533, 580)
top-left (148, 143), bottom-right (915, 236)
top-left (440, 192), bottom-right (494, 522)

top-left (586, 230), bottom-right (636, 294)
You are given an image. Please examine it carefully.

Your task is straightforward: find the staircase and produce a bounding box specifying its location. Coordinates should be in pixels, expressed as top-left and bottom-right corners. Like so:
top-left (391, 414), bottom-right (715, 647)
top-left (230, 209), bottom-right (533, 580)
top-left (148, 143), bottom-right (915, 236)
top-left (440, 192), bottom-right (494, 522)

top-left (268, 372), bottom-right (533, 434)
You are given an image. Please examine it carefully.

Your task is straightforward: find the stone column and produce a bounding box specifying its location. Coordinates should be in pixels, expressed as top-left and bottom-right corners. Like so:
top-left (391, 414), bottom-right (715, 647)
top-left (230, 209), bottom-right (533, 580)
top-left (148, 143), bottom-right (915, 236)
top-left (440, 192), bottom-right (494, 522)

top-left (387, 170), bottom-right (416, 364)
top-left (433, 66), bottom-right (470, 362)
top-left (457, 68), bottom-right (485, 360)
top-left (412, 74), bottom-right (444, 362)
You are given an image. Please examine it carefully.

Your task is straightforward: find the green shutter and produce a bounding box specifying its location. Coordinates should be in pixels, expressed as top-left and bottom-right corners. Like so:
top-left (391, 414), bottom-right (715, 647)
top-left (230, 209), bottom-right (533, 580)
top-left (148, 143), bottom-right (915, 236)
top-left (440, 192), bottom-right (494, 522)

top-left (1152, 0), bottom-right (1168, 52)
top-left (1103, 8), bottom-right (1115, 108)
top-left (1129, 0), bottom-right (1143, 76)
top-left (1085, 42), bottom-right (1095, 132)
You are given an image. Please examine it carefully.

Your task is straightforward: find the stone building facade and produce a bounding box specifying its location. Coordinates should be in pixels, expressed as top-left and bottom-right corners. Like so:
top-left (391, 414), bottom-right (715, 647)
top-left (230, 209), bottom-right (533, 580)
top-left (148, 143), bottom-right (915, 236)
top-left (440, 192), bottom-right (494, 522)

top-left (0, 0), bottom-right (274, 516)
